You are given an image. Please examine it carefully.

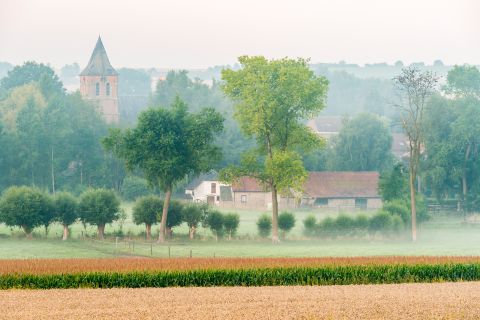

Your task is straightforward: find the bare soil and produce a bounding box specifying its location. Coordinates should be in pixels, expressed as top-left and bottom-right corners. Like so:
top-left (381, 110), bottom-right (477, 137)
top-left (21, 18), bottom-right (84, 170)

top-left (1, 282), bottom-right (480, 319)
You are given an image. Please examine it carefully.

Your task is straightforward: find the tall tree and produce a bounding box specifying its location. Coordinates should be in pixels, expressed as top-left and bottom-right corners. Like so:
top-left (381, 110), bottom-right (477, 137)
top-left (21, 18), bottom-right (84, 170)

top-left (393, 67), bottom-right (439, 241)
top-left (330, 113), bottom-right (393, 172)
top-left (221, 56), bottom-right (328, 243)
top-left (105, 97), bottom-right (224, 242)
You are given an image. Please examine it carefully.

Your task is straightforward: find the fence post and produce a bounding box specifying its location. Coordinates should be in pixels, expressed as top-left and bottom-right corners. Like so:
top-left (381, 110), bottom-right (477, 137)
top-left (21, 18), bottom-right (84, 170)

top-left (189, 249), bottom-right (192, 258)
top-left (115, 237), bottom-right (118, 249)
top-left (168, 246), bottom-right (171, 258)
top-left (132, 241), bottom-right (135, 252)
top-left (150, 243), bottom-right (153, 256)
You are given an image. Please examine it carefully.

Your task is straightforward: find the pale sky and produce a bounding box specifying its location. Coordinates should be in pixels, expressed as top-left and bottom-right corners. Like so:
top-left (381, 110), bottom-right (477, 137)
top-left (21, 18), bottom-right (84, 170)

top-left (1, 0), bottom-right (479, 69)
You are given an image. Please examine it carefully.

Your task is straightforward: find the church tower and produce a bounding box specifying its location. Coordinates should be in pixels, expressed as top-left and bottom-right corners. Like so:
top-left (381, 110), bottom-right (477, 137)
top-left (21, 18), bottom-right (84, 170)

top-left (80, 36), bottom-right (119, 123)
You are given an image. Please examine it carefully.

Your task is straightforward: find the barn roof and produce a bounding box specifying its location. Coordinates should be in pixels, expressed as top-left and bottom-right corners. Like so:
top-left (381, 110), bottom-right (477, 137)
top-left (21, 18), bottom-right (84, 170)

top-left (80, 36), bottom-right (117, 76)
top-left (304, 172), bottom-right (380, 198)
top-left (185, 171), bottom-right (218, 190)
top-left (231, 176), bottom-right (266, 192)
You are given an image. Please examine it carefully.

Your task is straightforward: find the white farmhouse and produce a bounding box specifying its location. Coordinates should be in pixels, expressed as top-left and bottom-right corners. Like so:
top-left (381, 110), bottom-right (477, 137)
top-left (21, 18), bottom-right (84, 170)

top-left (185, 172), bottom-right (229, 205)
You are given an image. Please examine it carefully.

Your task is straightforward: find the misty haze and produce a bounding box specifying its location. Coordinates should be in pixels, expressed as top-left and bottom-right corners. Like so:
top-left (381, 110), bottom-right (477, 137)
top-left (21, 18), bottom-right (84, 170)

top-left (1, 1), bottom-right (480, 319)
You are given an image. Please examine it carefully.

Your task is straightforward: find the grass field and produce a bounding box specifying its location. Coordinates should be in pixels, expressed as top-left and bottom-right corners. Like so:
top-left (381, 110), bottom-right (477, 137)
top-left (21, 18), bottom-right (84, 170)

top-left (2, 282), bottom-right (480, 319)
top-left (1, 204), bottom-right (480, 259)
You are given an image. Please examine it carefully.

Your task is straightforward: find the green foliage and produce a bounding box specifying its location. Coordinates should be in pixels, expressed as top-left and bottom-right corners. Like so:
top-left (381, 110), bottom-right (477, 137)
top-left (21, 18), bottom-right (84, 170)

top-left (78, 189), bottom-right (120, 237)
top-left (132, 195), bottom-right (162, 227)
top-left (278, 212), bottom-right (296, 232)
top-left (368, 211), bottom-right (393, 232)
top-left (379, 163), bottom-right (408, 202)
top-left (303, 215), bottom-right (317, 237)
top-left (355, 214), bottom-right (370, 230)
top-left (165, 200), bottom-right (184, 229)
top-left (223, 213), bottom-right (240, 239)
top-left (257, 214), bottom-right (272, 238)
top-left (205, 210), bottom-right (224, 240)
top-left (0, 186), bottom-right (53, 236)
top-left (330, 113), bottom-right (393, 172)
top-left (53, 192), bottom-right (78, 226)
top-left (182, 203), bottom-right (208, 230)
top-left (3, 264), bottom-right (480, 289)
top-left (121, 176), bottom-right (152, 201)
top-left (445, 65), bottom-right (480, 98)
top-left (383, 199), bottom-right (410, 224)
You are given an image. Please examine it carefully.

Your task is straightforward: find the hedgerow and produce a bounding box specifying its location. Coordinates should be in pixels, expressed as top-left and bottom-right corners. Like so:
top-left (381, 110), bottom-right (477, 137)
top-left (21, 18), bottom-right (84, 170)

top-left (1, 263), bottom-right (480, 289)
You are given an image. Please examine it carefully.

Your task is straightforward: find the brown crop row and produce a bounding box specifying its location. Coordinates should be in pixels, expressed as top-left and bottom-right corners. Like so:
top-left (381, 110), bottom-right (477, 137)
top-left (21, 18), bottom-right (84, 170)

top-left (1, 256), bottom-right (480, 275)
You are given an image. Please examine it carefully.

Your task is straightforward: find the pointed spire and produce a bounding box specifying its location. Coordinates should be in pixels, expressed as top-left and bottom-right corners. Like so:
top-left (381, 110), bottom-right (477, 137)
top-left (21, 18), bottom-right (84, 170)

top-left (80, 36), bottom-right (117, 76)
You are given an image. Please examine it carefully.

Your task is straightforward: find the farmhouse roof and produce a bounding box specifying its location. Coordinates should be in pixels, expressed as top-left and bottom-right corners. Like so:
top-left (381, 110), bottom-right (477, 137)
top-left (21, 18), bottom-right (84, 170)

top-left (231, 176), bottom-right (266, 192)
top-left (80, 36), bottom-right (118, 76)
top-left (304, 171), bottom-right (380, 198)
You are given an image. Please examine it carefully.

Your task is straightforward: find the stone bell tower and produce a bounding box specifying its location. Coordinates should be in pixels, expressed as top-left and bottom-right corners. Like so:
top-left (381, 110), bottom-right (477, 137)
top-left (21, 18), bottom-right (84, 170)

top-left (79, 36), bottom-right (119, 123)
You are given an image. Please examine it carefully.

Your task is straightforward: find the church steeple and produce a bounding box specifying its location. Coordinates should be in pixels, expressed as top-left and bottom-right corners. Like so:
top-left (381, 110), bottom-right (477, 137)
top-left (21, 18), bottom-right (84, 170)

top-left (80, 36), bottom-right (117, 76)
top-left (79, 36), bottom-right (119, 123)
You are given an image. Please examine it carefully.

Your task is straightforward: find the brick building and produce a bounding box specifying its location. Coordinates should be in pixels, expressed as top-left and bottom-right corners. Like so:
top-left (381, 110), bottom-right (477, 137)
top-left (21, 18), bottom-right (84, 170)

top-left (80, 36), bottom-right (119, 123)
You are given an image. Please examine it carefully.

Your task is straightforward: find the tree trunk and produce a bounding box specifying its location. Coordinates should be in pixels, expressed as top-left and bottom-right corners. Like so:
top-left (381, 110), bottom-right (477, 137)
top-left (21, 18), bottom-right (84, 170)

top-left (62, 224), bottom-right (69, 240)
top-left (22, 226), bottom-right (33, 239)
top-left (228, 230), bottom-right (232, 241)
top-left (146, 224), bottom-right (152, 241)
top-left (98, 224), bottom-right (105, 240)
top-left (158, 188), bottom-right (172, 243)
top-left (51, 145), bottom-right (56, 195)
top-left (409, 173), bottom-right (417, 242)
top-left (462, 144), bottom-right (471, 220)
top-left (271, 186), bottom-right (280, 243)
top-left (189, 226), bottom-right (195, 240)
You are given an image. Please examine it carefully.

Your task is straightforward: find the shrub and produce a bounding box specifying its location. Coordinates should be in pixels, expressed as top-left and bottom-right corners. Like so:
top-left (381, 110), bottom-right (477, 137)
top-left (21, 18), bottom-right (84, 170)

top-left (182, 203), bottom-right (208, 240)
top-left (53, 192), bottom-right (78, 240)
top-left (257, 214), bottom-right (272, 238)
top-left (205, 210), bottom-right (224, 241)
top-left (163, 200), bottom-right (184, 238)
top-left (0, 186), bottom-right (52, 238)
top-left (368, 211), bottom-right (393, 233)
top-left (335, 214), bottom-right (355, 231)
top-left (383, 199), bottom-right (410, 224)
top-left (391, 215), bottom-right (405, 233)
top-left (223, 213), bottom-right (240, 240)
top-left (132, 195), bottom-right (162, 240)
top-left (78, 188), bottom-right (121, 239)
top-left (303, 215), bottom-right (317, 237)
top-left (121, 176), bottom-right (152, 201)
top-left (354, 214), bottom-right (369, 230)
top-left (278, 211), bottom-right (295, 240)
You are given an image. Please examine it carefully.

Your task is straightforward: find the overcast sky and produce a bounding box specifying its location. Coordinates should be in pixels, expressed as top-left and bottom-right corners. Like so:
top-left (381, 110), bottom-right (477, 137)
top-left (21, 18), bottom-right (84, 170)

top-left (1, 0), bottom-right (479, 69)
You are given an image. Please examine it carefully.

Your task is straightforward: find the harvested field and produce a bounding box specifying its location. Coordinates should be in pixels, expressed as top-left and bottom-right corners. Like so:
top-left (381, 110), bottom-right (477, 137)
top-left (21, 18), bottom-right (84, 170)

top-left (3, 256), bottom-right (480, 275)
top-left (1, 282), bottom-right (480, 319)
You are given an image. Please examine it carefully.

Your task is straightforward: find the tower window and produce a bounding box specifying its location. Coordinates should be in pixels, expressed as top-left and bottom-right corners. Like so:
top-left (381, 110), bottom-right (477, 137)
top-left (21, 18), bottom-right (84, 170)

top-left (106, 83), bottom-right (110, 96)
top-left (95, 83), bottom-right (100, 96)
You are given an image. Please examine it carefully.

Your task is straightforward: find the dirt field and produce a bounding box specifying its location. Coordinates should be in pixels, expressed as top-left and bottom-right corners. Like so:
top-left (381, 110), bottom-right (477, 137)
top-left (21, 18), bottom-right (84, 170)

top-left (1, 282), bottom-right (480, 319)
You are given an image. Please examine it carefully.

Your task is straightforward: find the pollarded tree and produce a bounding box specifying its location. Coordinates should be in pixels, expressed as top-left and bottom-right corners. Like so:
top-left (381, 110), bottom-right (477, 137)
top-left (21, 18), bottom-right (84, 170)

top-left (221, 56), bottom-right (328, 243)
top-left (0, 186), bottom-right (52, 238)
top-left (78, 188), bottom-right (120, 239)
top-left (278, 211), bottom-right (296, 240)
top-left (54, 192), bottom-right (78, 240)
top-left (105, 97), bottom-right (224, 243)
top-left (165, 200), bottom-right (185, 239)
top-left (206, 210), bottom-right (224, 241)
top-left (223, 213), bottom-right (240, 240)
top-left (182, 203), bottom-right (208, 240)
top-left (132, 195), bottom-right (162, 240)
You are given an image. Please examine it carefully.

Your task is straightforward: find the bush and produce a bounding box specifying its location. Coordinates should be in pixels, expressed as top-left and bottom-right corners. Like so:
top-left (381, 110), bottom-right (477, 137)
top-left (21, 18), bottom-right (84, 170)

top-left (257, 214), bottom-right (272, 238)
top-left (278, 211), bottom-right (295, 239)
top-left (78, 188), bottom-right (120, 239)
top-left (53, 192), bottom-right (78, 240)
top-left (391, 215), bottom-right (405, 233)
top-left (121, 176), bottom-right (152, 201)
top-left (163, 200), bottom-right (184, 238)
top-left (223, 213), bottom-right (240, 240)
top-left (335, 214), bottom-right (355, 231)
top-left (205, 210), bottom-right (224, 241)
top-left (132, 195), bottom-right (162, 240)
top-left (368, 211), bottom-right (393, 233)
top-left (303, 215), bottom-right (317, 237)
top-left (383, 199), bottom-right (410, 224)
top-left (0, 186), bottom-right (53, 238)
top-left (354, 214), bottom-right (369, 230)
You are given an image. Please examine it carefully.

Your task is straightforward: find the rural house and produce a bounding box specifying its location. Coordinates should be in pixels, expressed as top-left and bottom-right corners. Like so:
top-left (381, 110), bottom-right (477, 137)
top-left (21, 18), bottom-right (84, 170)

top-left (216, 172), bottom-right (382, 211)
top-left (185, 172), bottom-right (229, 205)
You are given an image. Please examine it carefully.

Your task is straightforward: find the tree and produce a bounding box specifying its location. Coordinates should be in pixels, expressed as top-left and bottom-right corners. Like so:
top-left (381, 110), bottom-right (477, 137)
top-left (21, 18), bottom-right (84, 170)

top-left (132, 195), bottom-right (162, 240)
top-left (379, 163), bottom-right (408, 202)
top-left (393, 67), bottom-right (439, 241)
top-left (278, 211), bottom-right (296, 240)
top-left (182, 203), bottom-right (208, 240)
top-left (78, 188), bottom-right (120, 239)
top-left (105, 97), bottom-right (224, 243)
top-left (164, 200), bottom-right (184, 238)
top-left (54, 192), bottom-right (78, 240)
top-left (444, 65), bottom-right (480, 98)
top-left (330, 113), bottom-right (393, 172)
top-left (205, 210), bottom-right (224, 241)
top-left (221, 56), bottom-right (328, 243)
top-left (257, 213), bottom-right (272, 238)
top-left (0, 186), bottom-right (52, 238)
top-left (223, 213), bottom-right (240, 240)
top-left (120, 175), bottom-right (152, 201)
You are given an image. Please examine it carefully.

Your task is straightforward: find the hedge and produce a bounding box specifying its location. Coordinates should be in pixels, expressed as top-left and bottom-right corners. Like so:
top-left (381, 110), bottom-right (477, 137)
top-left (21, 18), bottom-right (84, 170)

top-left (1, 263), bottom-right (480, 289)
